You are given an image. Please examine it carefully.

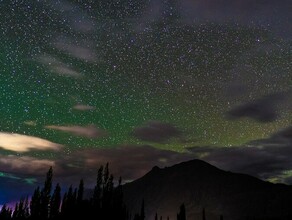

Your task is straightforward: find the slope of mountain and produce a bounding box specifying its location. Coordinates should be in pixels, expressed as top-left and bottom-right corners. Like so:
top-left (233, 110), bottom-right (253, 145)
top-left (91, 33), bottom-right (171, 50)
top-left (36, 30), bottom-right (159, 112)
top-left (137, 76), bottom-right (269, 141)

top-left (123, 159), bottom-right (292, 220)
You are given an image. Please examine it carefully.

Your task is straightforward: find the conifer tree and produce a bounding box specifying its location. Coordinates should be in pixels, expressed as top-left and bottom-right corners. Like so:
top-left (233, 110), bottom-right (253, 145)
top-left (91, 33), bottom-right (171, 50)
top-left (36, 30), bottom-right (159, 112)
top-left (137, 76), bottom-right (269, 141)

top-left (30, 187), bottom-right (41, 219)
top-left (66, 185), bottom-right (76, 211)
top-left (12, 197), bottom-right (29, 219)
top-left (93, 165), bottom-right (103, 209)
top-left (40, 167), bottom-right (53, 219)
top-left (140, 199), bottom-right (145, 220)
top-left (103, 163), bottom-right (109, 191)
top-left (77, 179), bottom-right (84, 204)
top-left (0, 204), bottom-right (12, 220)
top-left (177, 203), bottom-right (186, 220)
top-left (50, 183), bottom-right (61, 219)
top-left (202, 208), bottom-right (206, 220)
top-left (61, 192), bottom-right (68, 215)
top-left (133, 213), bottom-right (140, 220)
top-left (113, 176), bottom-right (126, 219)
top-left (12, 203), bottom-right (19, 219)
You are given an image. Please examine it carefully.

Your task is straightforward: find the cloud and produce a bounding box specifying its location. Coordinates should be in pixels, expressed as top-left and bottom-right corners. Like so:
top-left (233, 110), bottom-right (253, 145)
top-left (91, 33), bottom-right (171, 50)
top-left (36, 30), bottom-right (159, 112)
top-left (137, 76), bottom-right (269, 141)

top-left (45, 125), bottom-right (106, 139)
top-left (0, 155), bottom-right (56, 204)
top-left (133, 121), bottom-right (182, 143)
top-left (54, 38), bottom-right (98, 63)
top-left (55, 145), bottom-right (193, 183)
top-left (249, 126), bottom-right (292, 147)
top-left (38, 54), bottom-right (82, 78)
top-left (52, 65), bottom-right (82, 78)
top-left (73, 104), bottom-right (96, 111)
top-left (0, 133), bottom-right (62, 152)
top-left (227, 92), bottom-right (290, 123)
top-left (0, 155), bottom-right (55, 176)
top-left (24, 121), bottom-right (37, 126)
top-left (48, 0), bottom-right (95, 32)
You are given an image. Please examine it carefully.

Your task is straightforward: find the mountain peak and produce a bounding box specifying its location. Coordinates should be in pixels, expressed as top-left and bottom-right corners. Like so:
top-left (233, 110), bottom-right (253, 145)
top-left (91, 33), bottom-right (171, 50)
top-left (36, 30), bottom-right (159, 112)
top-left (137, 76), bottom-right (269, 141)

top-left (151, 165), bottom-right (160, 171)
top-left (123, 159), bottom-right (292, 220)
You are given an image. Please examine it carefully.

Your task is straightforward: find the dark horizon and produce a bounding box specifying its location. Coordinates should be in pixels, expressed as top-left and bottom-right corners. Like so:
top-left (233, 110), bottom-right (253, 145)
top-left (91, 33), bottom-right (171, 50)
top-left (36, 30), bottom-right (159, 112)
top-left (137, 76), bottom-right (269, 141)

top-left (2, 159), bottom-right (292, 220)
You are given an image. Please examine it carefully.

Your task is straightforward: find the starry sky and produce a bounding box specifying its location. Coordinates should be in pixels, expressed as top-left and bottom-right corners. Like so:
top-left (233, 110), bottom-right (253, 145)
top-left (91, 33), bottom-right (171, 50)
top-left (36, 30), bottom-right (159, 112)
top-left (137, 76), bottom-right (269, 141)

top-left (0, 0), bottom-right (291, 205)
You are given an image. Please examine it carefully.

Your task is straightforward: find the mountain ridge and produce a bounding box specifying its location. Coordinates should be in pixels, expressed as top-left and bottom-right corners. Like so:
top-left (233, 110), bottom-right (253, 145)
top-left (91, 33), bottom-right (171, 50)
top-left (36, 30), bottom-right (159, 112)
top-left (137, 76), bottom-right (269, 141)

top-left (123, 159), bottom-right (292, 220)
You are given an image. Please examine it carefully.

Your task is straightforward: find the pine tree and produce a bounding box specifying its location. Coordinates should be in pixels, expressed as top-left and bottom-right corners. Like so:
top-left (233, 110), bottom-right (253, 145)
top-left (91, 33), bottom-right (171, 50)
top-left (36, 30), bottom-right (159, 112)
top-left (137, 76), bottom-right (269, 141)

top-left (202, 208), bottom-right (206, 220)
top-left (61, 192), bottom-right (68, 215)
top-left (12, 197), bottom-right (29, 219)
top-left (140, 199), bottom-right (145, 220)
top-left (0, 204), bottom-right (12, 220)
top-left (113, 176), bottom-right (126, 220)
top-left (23, 197), bottom-right (29, 218)
top-left (66, 185), bottom-right (76, 211)
top-left (30, 186), bottom-right (41, 219)
top-left (177, 203), bottom-right (186, 220)
top-left (40, 167), bottom-right (53, 219)
top-left (12, 202), bottom-right (19, 219)
top-left (50, 183), bottom-right (61, 219)
top-left (77, 179), bottom-right (84, 204)
top-left (93, 165), bottom-right (103, 209)
top-left (103, 163), bottom-right (109, 191)
top-left (133, 213), bottom-right (140, 220)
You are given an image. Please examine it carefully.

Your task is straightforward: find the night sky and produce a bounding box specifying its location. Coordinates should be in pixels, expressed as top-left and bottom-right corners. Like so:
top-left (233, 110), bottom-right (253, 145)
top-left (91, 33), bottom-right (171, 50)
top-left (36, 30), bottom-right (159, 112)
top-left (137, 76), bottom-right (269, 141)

top-left (0, 0), bottom-right (291, 205)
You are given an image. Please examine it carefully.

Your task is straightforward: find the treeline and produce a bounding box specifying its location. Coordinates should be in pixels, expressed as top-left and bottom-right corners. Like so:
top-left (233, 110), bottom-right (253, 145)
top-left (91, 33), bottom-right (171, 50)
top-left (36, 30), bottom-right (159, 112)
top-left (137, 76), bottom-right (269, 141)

top-left (0, 164), bottom-right (128, 220)
top-left (0, 165), bottom-right (222, 220)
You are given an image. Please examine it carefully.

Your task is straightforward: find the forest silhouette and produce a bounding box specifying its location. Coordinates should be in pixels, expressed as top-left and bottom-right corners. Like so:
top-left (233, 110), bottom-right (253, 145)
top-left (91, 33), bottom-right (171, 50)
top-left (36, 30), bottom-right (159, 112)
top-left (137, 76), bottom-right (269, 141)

top-left (0, 163), bottom-right (289, 220)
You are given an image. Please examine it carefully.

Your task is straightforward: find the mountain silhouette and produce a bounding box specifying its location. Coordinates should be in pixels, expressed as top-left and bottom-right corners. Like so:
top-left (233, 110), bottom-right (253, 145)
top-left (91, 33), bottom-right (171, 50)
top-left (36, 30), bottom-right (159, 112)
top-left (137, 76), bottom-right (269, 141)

top-left (123, 159), bottom-right (292, 220)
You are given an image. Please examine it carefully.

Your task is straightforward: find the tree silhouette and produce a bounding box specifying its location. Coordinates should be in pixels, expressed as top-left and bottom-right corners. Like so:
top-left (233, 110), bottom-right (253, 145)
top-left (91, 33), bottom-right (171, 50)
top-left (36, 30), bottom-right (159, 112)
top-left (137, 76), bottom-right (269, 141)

top-left (77, 179), bottom-right (84, 205)
top-left (50, 183), bottom-right (61, 219)
top-left (92, 165), bottom-right (103, 210)
top-left (202, 208), bottom-right (206, 220)
top-left (0, 204), bottom-right (12, 220)
top-left (40, 167), bottom-right (53, 219)
top-left (140, 200), bottom-right (145, 220)
top-left (0, 163), bottom-right (290, 220)
top-left (30, 187), bottom-right (41, 219)
top-left (177, 203), bottom-right (186, 220)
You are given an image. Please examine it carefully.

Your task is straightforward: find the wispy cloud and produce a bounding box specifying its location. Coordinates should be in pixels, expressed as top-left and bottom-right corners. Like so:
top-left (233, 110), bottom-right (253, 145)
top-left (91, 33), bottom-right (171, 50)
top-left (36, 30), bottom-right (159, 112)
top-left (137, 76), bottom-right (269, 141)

top-left (73, 104), bottom-right (96, 111)
top-left (227, 92), bottom-right (291, 123)
top-left (54, 38), bottom-right (98, 63)
top-left (45, 125), bottom-right (106, 139)
top-left (38, 54), bottom-right (82, 78)
top-left (48, 0), bottom-right (95, 33)
top-left (52, 65), bottom-right (82, 78)
top-left (133, 121), bottom-right (182, 143)
top-left (0, 133), bottom-right (62, 152)
top-left (24, 121), bottom-right (37, 126)
top-left (0, 155), bottom-right (55, 176)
